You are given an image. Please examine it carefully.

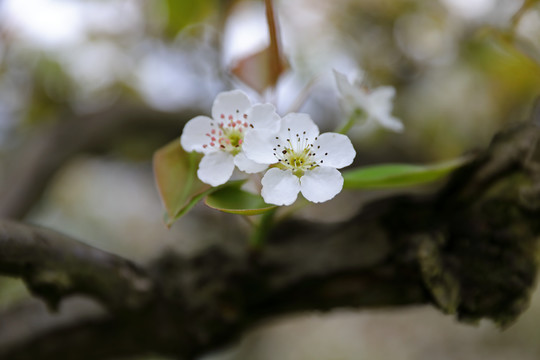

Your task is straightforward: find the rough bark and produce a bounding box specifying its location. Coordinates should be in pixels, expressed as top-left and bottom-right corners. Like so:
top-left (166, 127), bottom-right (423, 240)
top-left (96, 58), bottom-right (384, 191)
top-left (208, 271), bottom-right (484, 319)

top-left (1, 121), bottom-right (540, 359)
top-left (0, 220), bottom-right (153, 312)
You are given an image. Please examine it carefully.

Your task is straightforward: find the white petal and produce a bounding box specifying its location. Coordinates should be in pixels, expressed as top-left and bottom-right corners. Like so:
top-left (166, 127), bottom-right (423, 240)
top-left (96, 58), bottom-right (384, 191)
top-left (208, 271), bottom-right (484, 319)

top-left (352, 69), bottom-right (366, 88)
top-left (367, 87), bottom-right (394, 116)
top-left (242, 130), bottom-right (278, 165)
top-left (197, 151), bottom-right (235, 186)
top-left (370, 86), bottom-right (395, 105)
top-left (211, 90), bottom-right (252, 121)
top-left (333, 69), bottom-right (354, 97)
top-left (261, 168), bottom-right (300, 206)
top-left (312, 133), bottom-right (356, 169)
top-left (180, 116), bottom-right (215, 153)
top-left (334, 69), bottom-right (366, 110)
top-left (367, 86), bottom-right (403, 132)
top-left (246, 103), bottom-right (281, 132)
top-left (234, 152), bottom-right (268, 173)
top-left (300, 167), bottom-right (344, 203)
top-left (374, 114), bottom-right (404, 132)
top-left (278, 113), bottom-right (319, 145)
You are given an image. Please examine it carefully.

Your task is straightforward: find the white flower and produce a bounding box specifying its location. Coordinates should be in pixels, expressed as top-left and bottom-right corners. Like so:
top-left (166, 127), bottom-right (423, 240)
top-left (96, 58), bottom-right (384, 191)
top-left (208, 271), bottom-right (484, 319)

top-left (334, 69), bottom-right (404, 132)
top-left (243, 113), bottom-right (356, 206)
top-left (180, 90), bottom-right (280, 186)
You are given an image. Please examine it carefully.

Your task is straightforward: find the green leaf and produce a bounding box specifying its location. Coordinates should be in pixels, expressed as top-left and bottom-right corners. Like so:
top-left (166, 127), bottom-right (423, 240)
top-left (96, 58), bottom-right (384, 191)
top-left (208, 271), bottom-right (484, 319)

top-left (153, 138), bottom-right (209, 226)
top-left (342, 157), bottom-right (471, 189)
top-left (168, 186), bottom-right (219, 226)
top-left (205, 183), bottom-right (277, 215)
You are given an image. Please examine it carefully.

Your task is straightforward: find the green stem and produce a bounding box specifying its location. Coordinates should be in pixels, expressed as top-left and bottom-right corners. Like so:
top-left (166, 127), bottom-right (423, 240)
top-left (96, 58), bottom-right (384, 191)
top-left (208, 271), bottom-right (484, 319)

top-left (249, 208), bottom-right (277, 249)
top-left (337, 108), bottom-right (366, 134)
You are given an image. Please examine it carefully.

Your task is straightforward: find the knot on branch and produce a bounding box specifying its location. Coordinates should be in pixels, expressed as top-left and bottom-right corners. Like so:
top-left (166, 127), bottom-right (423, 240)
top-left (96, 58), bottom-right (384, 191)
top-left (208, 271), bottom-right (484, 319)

top-left (418, 123), bottom-right (540, 327)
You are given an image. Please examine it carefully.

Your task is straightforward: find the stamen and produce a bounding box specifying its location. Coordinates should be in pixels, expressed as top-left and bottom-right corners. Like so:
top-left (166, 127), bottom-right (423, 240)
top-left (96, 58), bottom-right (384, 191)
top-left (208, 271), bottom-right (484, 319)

top-left (272, 131), bottom-right (320, 174)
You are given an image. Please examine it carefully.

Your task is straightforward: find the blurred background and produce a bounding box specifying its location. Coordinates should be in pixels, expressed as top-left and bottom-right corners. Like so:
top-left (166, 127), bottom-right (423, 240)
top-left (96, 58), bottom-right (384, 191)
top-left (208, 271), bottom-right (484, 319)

top-left (1, 0), bottom-right (540, 359)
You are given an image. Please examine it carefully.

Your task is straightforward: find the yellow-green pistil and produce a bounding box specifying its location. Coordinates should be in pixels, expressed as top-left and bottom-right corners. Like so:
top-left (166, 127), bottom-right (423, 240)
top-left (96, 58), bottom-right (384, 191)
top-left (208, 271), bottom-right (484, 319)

top-left (272, 129), bottom-right (323, 177)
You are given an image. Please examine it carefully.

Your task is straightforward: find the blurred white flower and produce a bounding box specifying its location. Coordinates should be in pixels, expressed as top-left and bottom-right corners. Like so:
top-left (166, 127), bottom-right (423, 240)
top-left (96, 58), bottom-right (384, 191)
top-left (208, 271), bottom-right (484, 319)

top-left (334, 69), bottom-right (404, 132)
top-left (243, 113), bottom-right (355, 205)
top-left (180, 90), bottom-right (280, 186)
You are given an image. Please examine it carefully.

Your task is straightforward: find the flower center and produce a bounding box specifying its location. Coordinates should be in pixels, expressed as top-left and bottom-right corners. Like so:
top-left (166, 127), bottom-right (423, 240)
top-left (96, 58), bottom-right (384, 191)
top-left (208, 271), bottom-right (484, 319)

top-left (272, 129), bottom-right (320, 176)
top-left (203, 110), bottom-right (250, 155)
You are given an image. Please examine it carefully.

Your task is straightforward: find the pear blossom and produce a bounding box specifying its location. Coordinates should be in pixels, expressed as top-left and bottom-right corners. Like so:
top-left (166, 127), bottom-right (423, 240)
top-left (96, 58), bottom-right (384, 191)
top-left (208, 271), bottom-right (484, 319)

top-left (334, 69), bottom-right (403, 132)
top-left (243, 113), bottom-right (356, 206)
top-left (180, 90), bottom-right (280, 186)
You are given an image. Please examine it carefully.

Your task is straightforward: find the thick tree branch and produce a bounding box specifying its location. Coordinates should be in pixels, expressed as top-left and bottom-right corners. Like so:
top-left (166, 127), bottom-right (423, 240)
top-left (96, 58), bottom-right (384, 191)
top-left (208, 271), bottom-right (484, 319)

top-left (1, 122), bottom-right (540, 359)
top-left (0, 220), bottom-right (153, 312)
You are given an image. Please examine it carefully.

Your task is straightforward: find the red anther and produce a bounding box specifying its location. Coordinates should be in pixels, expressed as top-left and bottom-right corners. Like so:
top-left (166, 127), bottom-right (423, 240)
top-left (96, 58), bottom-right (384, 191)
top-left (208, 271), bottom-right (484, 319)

top-left (211, 137), bottom-right (216, 141)
top-left (210, 142), bottom-right (215, 146)
top-left (238, 139), bottom-right (243, 145)
top-left (228, 115), bottom-right (233, 120)
top-left (243, 114), bottom-right (248, 119)
top-left (236, 120), bottom-right (242, 124)
top-left (203, 144), bottom-right (208, 148)
top-left (243, 122), bottom-right (248, 127)
top-left (220, 114), bottom-right (225, 119)
top-left (211, 129), bottom-right (216, 135)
